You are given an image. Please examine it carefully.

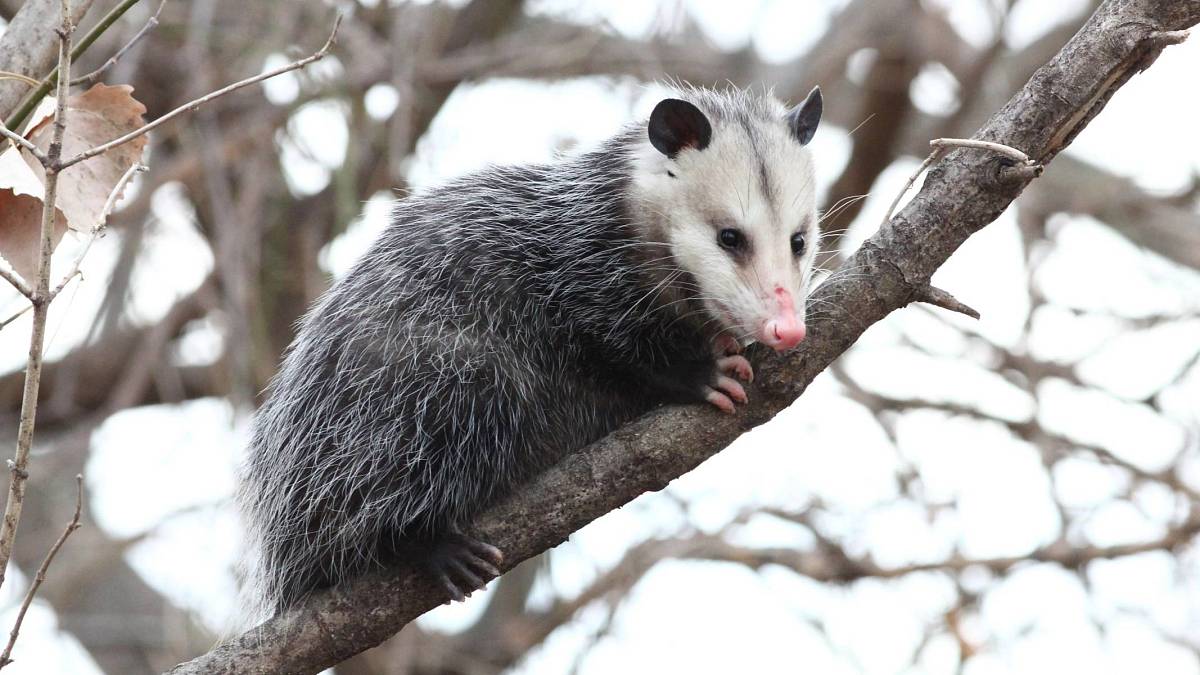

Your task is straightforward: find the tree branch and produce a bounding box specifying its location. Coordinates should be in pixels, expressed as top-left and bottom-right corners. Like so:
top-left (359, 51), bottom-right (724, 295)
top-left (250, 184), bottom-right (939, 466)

top-left (0, 0), bottom-right (75, 597)
top-left (0, 474), bottom-right (82, 669)
top-left (0, 0), bottom-right (93, 120)
top-left (69, 0), bottom-right (166, 87)
top-left (5, 0), bottom-right (141, 131)
top-left (56, 14), bottom-right (342, 171)
top-left (166, 2), bottom-right (1200, 672)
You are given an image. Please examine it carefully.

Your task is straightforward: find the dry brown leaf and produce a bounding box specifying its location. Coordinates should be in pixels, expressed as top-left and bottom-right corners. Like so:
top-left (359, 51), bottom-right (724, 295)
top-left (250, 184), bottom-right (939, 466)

top-left (0, 84), bottom-right (146, 285)
top-left (22, 83), bottom-right (148, 233)
top-left (0, 145), bottom-right (68, 282)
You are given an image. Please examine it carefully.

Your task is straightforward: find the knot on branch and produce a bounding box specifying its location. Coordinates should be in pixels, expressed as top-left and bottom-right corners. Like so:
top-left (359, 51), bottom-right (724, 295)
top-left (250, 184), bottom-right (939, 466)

top-left (1126, 26), bottom-right (1191, 72)
top-left (995, 158), bottom-right (1045, 186)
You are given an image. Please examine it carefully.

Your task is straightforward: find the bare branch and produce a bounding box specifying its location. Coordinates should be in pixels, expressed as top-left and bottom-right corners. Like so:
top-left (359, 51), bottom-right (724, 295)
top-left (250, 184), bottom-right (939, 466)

top-left (48, 162), bottom-right (146, 301)
top-left (0, 266), bottom-right (31, 300)
top-left (0, 119), bottom-right (50, 166)
top-left (57, 14), bottom-right (343, 171)
top-left (0, 474), bottom-right (82, 669)
top-left (0, 0), bottom-right (74, 597)
top-left (0, 0), bottom-right (94, 120)
top-left (882, 137), bottom-right (1041, 230)
top-left (165, 2), bottom-right (1200, 673)
top-left (5, 0), bottom-right (143, 130)
top-left (0, 72), bottom-right (38, 87)
top-left (70, 0), bottom-right (167, 87)
top-left (880, 146), bottom-right (945, 230)
top-left (929, 137), bottom-right (1034, 165)
top-left (0, 305), bottom-right (31, 332)
top-left (910, 284), bottom-right (980, 319)
top-left (675, 514), bottom-right (1200, 580)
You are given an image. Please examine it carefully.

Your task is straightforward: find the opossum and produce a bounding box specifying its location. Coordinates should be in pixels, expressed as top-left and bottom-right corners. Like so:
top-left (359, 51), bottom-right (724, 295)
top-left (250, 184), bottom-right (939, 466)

top-left (239, 84), bottom-right (823, 617)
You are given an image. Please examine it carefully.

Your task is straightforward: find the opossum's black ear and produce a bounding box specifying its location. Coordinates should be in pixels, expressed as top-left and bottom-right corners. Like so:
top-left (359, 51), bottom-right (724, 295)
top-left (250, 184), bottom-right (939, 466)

top-left (648, 99), bottom-right (712, 158)
top-left (786, 86), bottom-right (822, 146)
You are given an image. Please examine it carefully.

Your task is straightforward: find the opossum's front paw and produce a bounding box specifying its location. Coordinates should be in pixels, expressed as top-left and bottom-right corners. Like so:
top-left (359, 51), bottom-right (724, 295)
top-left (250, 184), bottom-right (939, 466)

top-left (703, 381), bottom-right (743, 413)
top-left (717, 354), bottom-right (753, 383)
top-left (427, 533), bottom-right (505, 603)
top-left (703, 354), bottom-right (754, 413)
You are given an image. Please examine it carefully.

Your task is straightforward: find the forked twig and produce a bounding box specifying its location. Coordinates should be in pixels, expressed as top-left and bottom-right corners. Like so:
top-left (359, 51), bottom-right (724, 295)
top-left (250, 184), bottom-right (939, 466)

top-left (70, 0), bottom-right (168, 87)
top-left (880, 137), bottom-right (1041, 230)
top-left (57, 14), bottom-right (342, 171)
top-left (880, 138), bottom-right (1041, 320)
top-left (48, 162), bottom-right (147, 300)
top-left (0, 475), bottom-right (83, 669)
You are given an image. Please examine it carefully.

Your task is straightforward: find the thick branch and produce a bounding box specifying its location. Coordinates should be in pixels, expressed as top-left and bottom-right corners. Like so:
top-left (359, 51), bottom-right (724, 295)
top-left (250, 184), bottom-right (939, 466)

top-left (167, 2), bottom-right (1200, 673)
top-left (0, 0), bottom-right (92, 119)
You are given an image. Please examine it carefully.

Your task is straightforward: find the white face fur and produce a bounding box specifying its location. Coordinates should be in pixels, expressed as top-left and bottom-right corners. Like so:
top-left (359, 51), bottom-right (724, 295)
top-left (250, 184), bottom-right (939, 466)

top-left (630, 88), bottom-right (822, 352)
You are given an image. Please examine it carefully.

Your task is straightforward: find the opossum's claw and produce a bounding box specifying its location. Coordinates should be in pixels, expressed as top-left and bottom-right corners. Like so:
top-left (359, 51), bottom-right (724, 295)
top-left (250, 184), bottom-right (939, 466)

top-left (429, 533), bottom-right (505, 603)
top-left (704, 388), bottom-right (737, 413)
top-left (446, 556), bottom-right (485, 592)
top-left (714, 375), bottom-right (747, 403)
top-left (716, 355), bottom-right (753, 383)
top-left (437, 572), bottom-right (467, 604)
top-left (704, 368), bottom-right (749, 413)
top-left (461, 535), bottom-right (505, 568)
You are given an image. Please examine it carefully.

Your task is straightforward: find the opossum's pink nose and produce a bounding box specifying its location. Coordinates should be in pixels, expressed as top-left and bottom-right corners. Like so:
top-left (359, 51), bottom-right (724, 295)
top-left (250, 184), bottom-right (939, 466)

top-left (763, 317), bottom-right (806, 351)
top-left (759, 288), bottom-right (807, 352)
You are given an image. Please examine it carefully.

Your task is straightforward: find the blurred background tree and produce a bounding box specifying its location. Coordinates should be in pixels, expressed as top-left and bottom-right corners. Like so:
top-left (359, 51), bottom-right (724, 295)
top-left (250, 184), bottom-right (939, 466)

top-left (0, 0), bottom-right (1198, 673)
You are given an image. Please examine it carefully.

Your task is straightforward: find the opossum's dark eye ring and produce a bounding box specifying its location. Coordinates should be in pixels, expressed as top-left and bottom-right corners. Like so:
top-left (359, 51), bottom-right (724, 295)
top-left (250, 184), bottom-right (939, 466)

top-left (790, 232), bottom-right (806, 256)
top-left (718, 228), bottom-right (744, 251)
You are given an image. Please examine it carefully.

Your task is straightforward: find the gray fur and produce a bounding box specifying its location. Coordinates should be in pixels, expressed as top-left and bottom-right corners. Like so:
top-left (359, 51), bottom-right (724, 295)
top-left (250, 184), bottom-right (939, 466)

top-left (238, 85), bottom-right (821, 618)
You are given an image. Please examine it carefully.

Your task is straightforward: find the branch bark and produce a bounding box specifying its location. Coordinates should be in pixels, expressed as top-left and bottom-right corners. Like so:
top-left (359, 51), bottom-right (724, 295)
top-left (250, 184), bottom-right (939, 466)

top-left (165, 1), bottom-right (1200, 673)
top-left (0, 0), bottom-right (75, 597)
top-left (0, 0), bottom-right (92, 120)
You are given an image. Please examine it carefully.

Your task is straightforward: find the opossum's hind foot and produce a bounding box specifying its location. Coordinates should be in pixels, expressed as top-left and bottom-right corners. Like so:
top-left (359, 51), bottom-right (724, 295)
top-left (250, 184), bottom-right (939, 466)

top-left (428, 533), bottom-right (505, 603)
top-left (705, 355), bottom-right (754, 414)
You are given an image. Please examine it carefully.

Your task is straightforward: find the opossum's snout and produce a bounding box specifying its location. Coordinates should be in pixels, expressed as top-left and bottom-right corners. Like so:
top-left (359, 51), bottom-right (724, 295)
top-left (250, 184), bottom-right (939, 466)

top-left (757, 287), bottom-right (806, 351)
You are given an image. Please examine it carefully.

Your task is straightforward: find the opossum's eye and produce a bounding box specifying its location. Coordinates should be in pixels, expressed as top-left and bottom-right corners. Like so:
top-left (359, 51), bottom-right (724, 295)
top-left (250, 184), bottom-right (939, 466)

top-left (790, 232), bottom-right (806, 256)
top-left (718, 228), bottom-right (745, 251)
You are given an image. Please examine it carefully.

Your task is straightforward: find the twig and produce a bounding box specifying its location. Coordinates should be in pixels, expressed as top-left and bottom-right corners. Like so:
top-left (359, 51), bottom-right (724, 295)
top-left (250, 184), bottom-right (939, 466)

top-left (0, 266), bottom-right (31, 300)
top-left (911, 284), bottom-right (980, 319)
top-left (0, 475), bottom-right (82, 669)
top-left (0, 120), bottom-right (50, 166)
top-left (880, 137), bottom-right (1041, 230)
top-left (879, 147), bottom-right (946, 230)
top-left (0, 305), bottom-right (32, 332)
top-left (70, 0), bottom-right (167, 87)
top-left (0, 0), bottom-right (74, 596)
top-left (0, 72), bottom-right (38, 87)
top-left (6, 0), bottom-right (145, 131)
top-left (48, 162), bottom-right (146, 300)
top-left (58, 14), bottom-right (342, 171)
top-left (928, 137), bottom-right (1033, 165)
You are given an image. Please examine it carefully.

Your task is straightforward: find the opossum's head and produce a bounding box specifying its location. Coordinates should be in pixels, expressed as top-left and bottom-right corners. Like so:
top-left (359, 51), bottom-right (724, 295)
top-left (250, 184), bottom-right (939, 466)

top-left (631, 86), bottom-right (823, 352)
